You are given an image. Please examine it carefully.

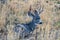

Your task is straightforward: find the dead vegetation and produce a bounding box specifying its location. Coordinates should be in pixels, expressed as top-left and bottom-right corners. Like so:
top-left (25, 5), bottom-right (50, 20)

top-left (0, 0), bottom-right (60, 40)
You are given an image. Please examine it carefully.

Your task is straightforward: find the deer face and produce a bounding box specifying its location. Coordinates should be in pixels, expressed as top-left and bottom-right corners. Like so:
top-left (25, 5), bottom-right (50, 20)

top-left (28, 10), bottom-right (42, 25)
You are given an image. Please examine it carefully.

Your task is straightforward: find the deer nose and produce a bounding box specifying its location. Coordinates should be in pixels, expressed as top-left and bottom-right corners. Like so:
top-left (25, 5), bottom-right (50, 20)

top-left (39, 20), bottom-right (42, 24)
top-left (39, 21), bottom-right (42, 24)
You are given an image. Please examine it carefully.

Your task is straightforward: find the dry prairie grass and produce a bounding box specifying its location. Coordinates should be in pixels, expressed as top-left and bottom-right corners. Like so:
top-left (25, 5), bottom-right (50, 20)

top-left (0, 0), bottom-right (60, 40)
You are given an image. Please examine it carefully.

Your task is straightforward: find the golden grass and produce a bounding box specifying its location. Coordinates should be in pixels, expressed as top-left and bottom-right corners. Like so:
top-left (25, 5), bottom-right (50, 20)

top-left (0, 0), bottom-right (60, 40)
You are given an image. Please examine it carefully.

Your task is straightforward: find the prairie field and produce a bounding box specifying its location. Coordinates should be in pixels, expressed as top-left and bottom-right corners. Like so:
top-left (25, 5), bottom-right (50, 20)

top-left (0, 0), bottom-right (60, 40)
